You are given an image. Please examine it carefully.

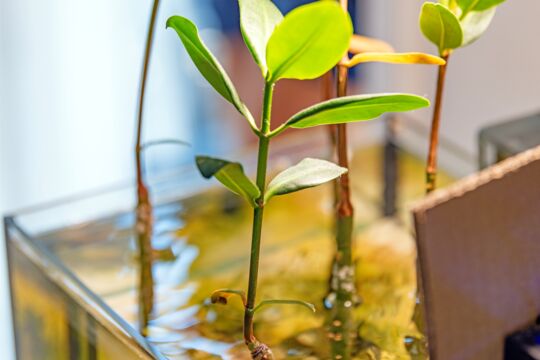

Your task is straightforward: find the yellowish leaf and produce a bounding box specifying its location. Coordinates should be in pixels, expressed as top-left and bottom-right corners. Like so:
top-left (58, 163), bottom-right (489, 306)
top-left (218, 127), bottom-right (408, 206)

top-left (345, 52), bottom-right (446, 68)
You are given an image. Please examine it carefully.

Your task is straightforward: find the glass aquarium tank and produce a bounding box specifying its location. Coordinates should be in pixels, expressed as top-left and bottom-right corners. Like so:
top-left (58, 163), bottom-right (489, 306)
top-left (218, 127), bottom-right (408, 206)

top-left (5, 126), bottom-right (471, 360)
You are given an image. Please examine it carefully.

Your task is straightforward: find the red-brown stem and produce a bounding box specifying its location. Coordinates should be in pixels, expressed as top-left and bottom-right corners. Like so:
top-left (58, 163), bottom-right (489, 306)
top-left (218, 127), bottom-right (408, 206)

top-left (135, 0), bottom-right (160, 335)
top-left (323, 72), bottom-right (336, 149)
top-left (410, 54), bottom-right (451, 350)
top-left (425, 54), bottom-right (450, 194)
top-left (323, 71), bottom-right (340, 206)
top-left (336, 65), bottom-right (353, 218)
top-left (136, 0), bottom-right (160, 206)
top-left (327, 1), bottom-right (356, 359)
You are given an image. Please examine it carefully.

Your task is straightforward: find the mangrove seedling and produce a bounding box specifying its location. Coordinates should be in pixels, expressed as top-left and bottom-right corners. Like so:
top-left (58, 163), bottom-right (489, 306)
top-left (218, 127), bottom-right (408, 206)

top-left (419, 0), bottom-right (506, 193)
top-left (134, 0), bottom-right (161, 336)
top-left (168, 0), bottom-right (431, 357)
top-left (406, 0), bottom-right (506, 353)
top-left (322, 2), bottom-right (444, 359)
top-left (134, 0), bottom-right (188, 335)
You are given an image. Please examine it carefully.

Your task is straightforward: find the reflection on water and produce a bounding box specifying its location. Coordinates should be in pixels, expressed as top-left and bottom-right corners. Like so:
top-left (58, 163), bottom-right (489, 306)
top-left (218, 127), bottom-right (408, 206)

top-left (34, 147), bottom-right (454, 359)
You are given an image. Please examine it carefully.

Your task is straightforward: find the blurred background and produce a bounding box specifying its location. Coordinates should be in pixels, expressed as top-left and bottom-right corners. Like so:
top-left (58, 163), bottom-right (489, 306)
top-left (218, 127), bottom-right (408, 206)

top-left (1, 0), bottom-right (538, 358)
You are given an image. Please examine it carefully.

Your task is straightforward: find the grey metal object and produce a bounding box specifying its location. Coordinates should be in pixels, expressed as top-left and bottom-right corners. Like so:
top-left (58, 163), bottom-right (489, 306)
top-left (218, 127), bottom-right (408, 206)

top-left (478, 112), bottom-right (540, 169)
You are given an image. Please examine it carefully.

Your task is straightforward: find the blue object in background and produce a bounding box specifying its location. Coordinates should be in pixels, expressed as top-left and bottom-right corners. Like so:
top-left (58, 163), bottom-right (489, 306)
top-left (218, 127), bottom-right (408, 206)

top-left (210, 0), bottom-right (357, 33)
top-left (208, 0), bottom-right (360, 80)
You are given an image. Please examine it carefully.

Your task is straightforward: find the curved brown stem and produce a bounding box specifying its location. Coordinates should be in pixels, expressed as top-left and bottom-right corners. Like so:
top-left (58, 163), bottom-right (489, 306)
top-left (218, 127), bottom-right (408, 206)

top-left (135, 0), bottom-right (161, 335)
top-left (136, 0), bottom-right (161, 203)
top-left (425, 54), bottom-right (450, 194)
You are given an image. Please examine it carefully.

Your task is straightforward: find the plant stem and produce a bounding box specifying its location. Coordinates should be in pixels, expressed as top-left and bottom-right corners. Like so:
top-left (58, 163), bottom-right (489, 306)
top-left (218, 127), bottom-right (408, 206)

top-left (323, 71), bottom-right (337, 154)
top-left (328, 60), bottom-right (356, 360)
top-left (136, 0), bottom-right (160, 200)
top-left (408, 54), bottom-right (450, 353)
top-left (407, 54), bottom-right (451, 356)
top-left (322, 71), bottom-right (340, 206)
top-left (137, 217), bottom-right (154, 337)
top-left (243, 82), bottom-right (274, 359)
top-left (135, 0), bottom-right (160, 335)
top-left (329, 216), bottom-right (355, 359)
top-left (383, 117), bottom-right (398, 217)
top-left (328, 1), bottom-right (356, 357)
top-left (336, 64), bottom-right (353, 220)
top-left (425, 54), bottom-right (450, 194)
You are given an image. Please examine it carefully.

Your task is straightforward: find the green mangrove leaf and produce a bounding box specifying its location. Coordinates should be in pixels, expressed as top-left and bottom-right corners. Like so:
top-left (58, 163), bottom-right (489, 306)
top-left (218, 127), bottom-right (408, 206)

top-left (278, 94), bottom-right (429, 131)
top-left (253, 299), bottom-right (316, 314)
top-left (238, 0), bottom-right (283, 76)
top-left (457, 0), bottom-right (505, 15)
top-left (265, 158), bottom-right (347, 202)
top-left (346, 52), bottom-right (446, 67)
top-left (266, 1), bottom-right (352, 82)
top-left (460, 7), bottom-right (496, 46)
top-left (195, 156), bottom-right (260, 207)
top-left (419, 3), bottom-right (463, 54)
top-left (167, 16), bottom-right (257, 132)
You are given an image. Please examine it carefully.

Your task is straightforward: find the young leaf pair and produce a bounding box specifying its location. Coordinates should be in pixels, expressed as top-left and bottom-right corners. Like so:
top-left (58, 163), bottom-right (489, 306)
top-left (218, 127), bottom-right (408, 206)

top-left (419, 0), bottom-right (505, 194)
top-left (167, 1), bottom-right (431, 208)
top-left (196, 156), bottom-right (347, 207)
top-left (420, 0), bottom-right (506, 56)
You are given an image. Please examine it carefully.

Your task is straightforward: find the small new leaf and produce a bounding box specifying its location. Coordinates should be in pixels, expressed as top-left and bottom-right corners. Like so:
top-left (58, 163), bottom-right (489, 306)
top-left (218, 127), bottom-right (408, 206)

top-left (457, 0), bottom-right (505, 15)
top-left (460, 7), bottom-right (496, 46)
top-left (238, 0), bottom-right (283, 76)
top-left (419, 3), bottom-right (463, 54)
top-left (275, 94), bottom-right (430, 133)
top-left (167, 16), bottom-right (257, 132)
top-left (253, 299), bottom-right (316, 314)
top-left (195, 156), bottom-right (260, 207)
top-left (266, 1), bottom-right (352, 82)
top-left (265, 158), bottom-right (347, 202)
top-left (346, 52), bottom-right (446, 68)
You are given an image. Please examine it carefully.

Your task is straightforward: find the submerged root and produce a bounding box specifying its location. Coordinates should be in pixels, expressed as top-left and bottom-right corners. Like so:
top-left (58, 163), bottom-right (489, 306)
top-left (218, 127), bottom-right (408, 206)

top-left (135, 194), bottom-right (154, 335)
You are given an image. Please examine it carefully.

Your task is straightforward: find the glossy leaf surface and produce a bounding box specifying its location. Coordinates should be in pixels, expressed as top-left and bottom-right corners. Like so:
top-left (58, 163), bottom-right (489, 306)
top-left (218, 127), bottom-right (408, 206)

top-left (265, 158), bottom-right (347, 202)
top-left (238, 0), bottom-right (283, 76)
top-left (167, 16), bottom-right (257, 131)
top-left (196, 156), bottom-right (260, 207)
top-left (266, 1), bottom-right (352, 82)
top-left (457, 0), bottom-right (505, 14)
top-left (460, 7), bottom-right (496, 46)
top-left (282, 94), bottom-right (430, 130)
top-left (419, 3), bottom-right (463, 54)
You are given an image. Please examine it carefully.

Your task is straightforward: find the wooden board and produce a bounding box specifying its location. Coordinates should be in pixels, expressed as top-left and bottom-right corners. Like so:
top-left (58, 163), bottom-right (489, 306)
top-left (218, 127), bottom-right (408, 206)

top-left (413, 145), bottom-right (540, 360)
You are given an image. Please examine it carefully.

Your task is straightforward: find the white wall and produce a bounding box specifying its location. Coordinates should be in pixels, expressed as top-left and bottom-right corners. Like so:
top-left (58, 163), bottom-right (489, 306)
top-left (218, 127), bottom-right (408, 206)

top-left (0, 1), bottom-right (223, 357)
top-left (362, 0), bottom-right (540, 172)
